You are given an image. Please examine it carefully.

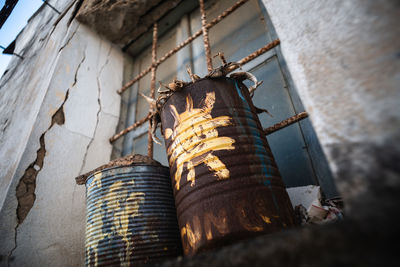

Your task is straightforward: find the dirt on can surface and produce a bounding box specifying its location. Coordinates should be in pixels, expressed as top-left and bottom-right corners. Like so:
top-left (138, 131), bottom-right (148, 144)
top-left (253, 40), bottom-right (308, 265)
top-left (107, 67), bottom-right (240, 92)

top-left (85, 163), bottom-right (182, 266)
top-left (160, 77), bottom-right (295, 255)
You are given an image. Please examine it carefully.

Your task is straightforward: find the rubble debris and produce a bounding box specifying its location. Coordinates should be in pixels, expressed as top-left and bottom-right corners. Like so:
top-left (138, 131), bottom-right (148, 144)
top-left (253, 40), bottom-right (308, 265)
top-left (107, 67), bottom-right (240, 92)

top-left (307, 198), bottom-right (329, 223)
top-left (293, 188), bottom-right (344, 226)
top-left (294, 204), bottom-right (309, 226)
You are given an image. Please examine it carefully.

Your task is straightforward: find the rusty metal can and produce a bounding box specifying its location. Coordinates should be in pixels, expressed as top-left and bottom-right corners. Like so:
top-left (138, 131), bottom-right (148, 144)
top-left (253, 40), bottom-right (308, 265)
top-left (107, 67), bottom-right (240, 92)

top-left (160, 77), bottom-right (295, 255)
top-left (85, 164), bottom-right (182, 266)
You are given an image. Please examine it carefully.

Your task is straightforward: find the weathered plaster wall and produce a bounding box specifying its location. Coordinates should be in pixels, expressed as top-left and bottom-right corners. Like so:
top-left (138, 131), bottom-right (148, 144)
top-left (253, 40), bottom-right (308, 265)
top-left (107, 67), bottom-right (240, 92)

top-left (260, 0), bottom-right (400, 218)
top-left (0, 0), bottom-right (124, 266)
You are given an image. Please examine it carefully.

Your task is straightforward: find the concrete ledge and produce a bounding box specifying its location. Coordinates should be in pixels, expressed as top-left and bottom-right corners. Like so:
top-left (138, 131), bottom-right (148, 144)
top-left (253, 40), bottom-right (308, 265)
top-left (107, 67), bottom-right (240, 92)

top-left (154, 217), bottom-right (397, 267)
top-left (76, 0), bottom-right (183, 47)
top-left (152, 139), bottom-right (400, 266)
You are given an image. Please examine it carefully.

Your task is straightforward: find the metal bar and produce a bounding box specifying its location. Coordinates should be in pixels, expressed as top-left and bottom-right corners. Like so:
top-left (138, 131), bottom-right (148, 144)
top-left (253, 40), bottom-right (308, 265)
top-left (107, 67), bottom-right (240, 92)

top-left (214, 52), bottom-right (227, 65)
top-left (0, 0), bottom-right (19, 29)
top-left (0, 44), bottom-right (23, 59)
top-left (42, 0), bottom-right (61, 14)
top-left (199, 0), bottom-right (213, 72)
top-left (118, 0), bottom-right (250, 94)
top-left (238, 39), bottom-right (280, 66)
top-left (148, 23), bottom-right (158, 158)
top-left (111, 39), bottom-right (281, 142)
top-left (264, 112), bottom-right (309, 135)
top-left (109, 112), bottom-right (154, 143)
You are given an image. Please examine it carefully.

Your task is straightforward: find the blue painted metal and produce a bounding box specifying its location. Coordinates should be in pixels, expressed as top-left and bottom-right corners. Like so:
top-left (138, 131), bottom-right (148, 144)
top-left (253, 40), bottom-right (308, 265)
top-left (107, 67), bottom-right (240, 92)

top-left (85, 164), bottom-right (182, 266)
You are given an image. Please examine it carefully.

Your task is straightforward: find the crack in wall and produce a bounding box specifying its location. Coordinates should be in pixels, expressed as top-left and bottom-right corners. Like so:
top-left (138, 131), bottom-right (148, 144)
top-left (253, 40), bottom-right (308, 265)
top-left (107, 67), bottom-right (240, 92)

top-left (49, 0), bottom-right (81, 40)
top-left (58, 24), bottom-right (79, 52)
top-left (73, 53), bottom-right (86, 87)
top-left (13, 52), bottom-right (85, 223)
top-left (8, 51), bottom-right (86, 265)
top-left (15, 90), bottom-right (69, 225)
top-left (68, 0), bottom-right (85, 26)
top-left (8, 90), bottom-right (69, 267)
top-left (1, 118), bottom-right (10, 136)
top-left (78, 46), bottom-right (112, 175)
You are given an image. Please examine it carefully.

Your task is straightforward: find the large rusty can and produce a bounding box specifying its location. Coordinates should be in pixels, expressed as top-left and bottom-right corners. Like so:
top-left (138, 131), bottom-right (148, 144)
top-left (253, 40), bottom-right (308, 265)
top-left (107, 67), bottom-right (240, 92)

top-left (160, 77), bottom-right (295, 255)
top-left (79, 155), bottom-right (182, 266)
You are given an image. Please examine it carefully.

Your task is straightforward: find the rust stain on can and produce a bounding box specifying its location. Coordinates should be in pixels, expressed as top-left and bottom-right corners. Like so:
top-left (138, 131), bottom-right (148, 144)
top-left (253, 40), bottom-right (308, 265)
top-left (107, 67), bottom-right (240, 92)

top-left (85, 165), bottom-right (182, 266)
top-left (160, 77), bottom-right (295, 255)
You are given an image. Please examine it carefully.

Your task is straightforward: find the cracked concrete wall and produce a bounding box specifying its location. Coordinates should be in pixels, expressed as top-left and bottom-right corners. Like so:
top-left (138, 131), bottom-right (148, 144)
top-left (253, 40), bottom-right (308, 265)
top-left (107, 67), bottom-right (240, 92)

top-left (0, 0), bottom-right (124, 266)
top-left (260, 0), bottom-right (400, 219)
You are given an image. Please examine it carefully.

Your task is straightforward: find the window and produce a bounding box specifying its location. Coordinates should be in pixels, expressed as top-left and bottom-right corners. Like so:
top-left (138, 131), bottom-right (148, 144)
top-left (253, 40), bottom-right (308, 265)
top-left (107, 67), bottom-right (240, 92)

top-left (113, 0), bottom-right (338, 199)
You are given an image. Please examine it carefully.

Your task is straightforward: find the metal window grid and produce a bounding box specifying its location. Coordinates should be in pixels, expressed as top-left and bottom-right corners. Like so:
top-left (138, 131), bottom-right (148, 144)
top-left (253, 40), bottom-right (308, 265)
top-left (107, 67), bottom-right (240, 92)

top-left (109, 0), bottom-right (308, 159)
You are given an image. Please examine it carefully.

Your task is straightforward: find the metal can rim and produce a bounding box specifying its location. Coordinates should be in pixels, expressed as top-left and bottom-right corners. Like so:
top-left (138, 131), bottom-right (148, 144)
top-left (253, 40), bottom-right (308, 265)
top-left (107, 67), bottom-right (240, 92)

top-left (85, 164), bottom-right (170, 187)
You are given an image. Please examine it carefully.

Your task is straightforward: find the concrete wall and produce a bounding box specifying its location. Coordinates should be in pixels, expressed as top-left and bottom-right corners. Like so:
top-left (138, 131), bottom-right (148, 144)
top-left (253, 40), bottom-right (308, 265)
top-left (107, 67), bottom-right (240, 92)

top-left (0, 1), bottom-right (124, 266)
top-left (260, 0), bottom-right (400, 217)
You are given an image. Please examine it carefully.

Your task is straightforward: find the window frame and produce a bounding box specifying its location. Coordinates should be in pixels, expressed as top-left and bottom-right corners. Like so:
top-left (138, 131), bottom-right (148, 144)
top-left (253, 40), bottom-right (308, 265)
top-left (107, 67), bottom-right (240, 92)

top-left (116, 0), bottom-right (339, 199)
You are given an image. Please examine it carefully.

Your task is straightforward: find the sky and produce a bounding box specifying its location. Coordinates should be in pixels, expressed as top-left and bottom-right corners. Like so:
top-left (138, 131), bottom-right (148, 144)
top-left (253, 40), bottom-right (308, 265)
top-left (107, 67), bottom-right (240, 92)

top-left (0, 0), bottom-right (43, 77)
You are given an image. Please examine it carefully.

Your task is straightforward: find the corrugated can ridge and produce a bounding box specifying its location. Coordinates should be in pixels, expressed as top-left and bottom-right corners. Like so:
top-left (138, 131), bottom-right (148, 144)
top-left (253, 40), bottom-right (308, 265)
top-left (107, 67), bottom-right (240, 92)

top-left (85, 165), bottom-right (182, 266)
top-left (160, 77), bottom-right (295, 255)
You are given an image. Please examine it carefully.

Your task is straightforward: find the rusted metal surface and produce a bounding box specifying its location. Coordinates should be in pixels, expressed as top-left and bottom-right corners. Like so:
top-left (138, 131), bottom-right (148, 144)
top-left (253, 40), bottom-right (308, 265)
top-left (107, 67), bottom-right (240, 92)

top-left (199, 0), bottom-right (213, 72)
top-left (85, 164), bottom-right (182, 266)
top-left (160, 77), bottom-right (295, 255)
top-left (214, 52), bottom-right (227, 65)
top-left (156, 0), bottom-right (247, 71)
top-left (109, 111), bottom-right (154, 143)
top-left (118, 0), bottom-right (250, 94)
top-left (148, 23), bottom-right (158, 158)
top-left (238, 39), bottom-right (280, 66)
top-left (264, 112), bottom-right (309, 136)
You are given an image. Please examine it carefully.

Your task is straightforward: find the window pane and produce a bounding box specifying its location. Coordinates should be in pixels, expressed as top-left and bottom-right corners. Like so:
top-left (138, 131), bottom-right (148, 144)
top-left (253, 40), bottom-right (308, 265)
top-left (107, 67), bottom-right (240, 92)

top-left (153, 128), bottom-right (168, 166)
top-left (135, 27), bottom-right (178, 122)
top-left (132, 133), bottom-right (147, 156)
top-left (249, 57), bottom-right (318, 187)
top-left (131, 129), bottom-right (168, 166)
top-left (209, 0), bottom-right (271, 62)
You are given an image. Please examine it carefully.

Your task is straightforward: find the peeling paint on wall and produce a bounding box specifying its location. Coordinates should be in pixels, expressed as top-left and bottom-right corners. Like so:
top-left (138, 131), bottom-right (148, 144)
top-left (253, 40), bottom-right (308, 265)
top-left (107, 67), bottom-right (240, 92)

top-left (15, 90), bottom-right (69, 224)
top-left (8, 90), bottom-right (70, 266)
top-left (15, 135), bottom-right (45, 224)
